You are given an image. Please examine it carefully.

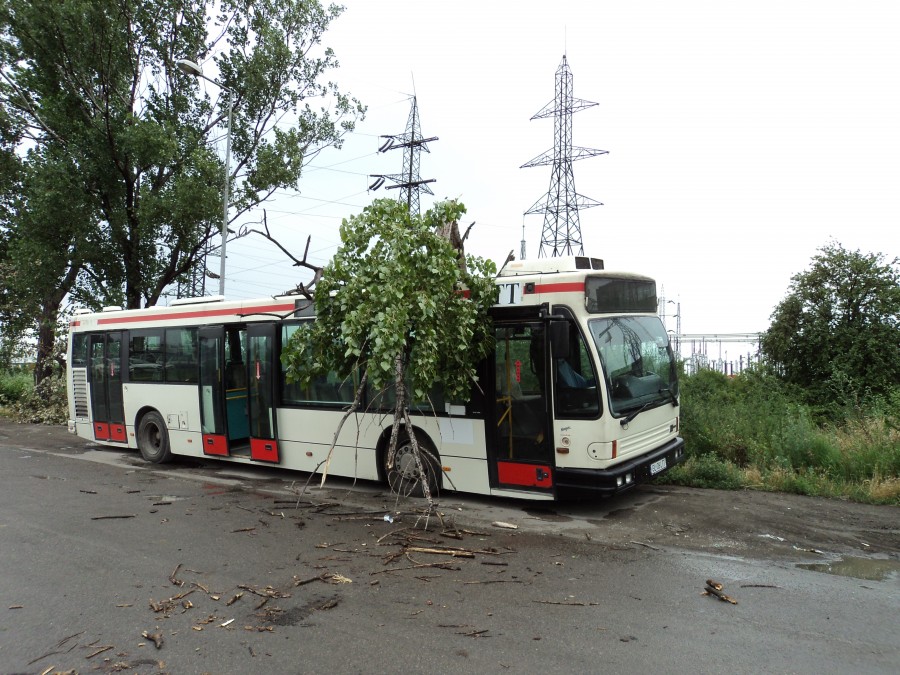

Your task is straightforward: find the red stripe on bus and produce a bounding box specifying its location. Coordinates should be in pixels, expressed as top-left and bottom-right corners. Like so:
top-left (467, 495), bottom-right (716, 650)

top-left (534, 281), bottom-right (585, 294)
top-left (95, 302), bottom-right (297, 325)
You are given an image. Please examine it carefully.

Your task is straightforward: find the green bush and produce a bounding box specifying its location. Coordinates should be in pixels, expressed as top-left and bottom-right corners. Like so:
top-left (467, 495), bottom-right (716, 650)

top-left (672, 367), bottom-right (900, 503)
top-left (665, 453), bottom-right (745, 490)
top-left (7, 371), bottom-right (67, 424)
top-left (0, 370), bottom-right (33, 404)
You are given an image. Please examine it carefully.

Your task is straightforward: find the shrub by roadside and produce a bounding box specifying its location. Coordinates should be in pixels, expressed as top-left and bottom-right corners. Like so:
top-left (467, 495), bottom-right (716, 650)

top-left (663, 368), bottom-right (900, 505)
top-left (0, 370), bottom-right (67, 425)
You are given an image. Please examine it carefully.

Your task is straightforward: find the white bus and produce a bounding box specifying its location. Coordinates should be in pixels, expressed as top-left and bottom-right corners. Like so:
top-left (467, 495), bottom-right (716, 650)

top-left (67, 256), bottom-right (684, 500)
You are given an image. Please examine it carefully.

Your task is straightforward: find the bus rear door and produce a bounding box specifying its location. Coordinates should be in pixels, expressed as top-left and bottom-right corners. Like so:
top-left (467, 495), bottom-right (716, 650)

top-left (89, 332), bottom-right (126, 442)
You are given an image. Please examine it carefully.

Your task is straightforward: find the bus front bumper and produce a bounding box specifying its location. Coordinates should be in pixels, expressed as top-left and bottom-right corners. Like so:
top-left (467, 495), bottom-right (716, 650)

top-left (554, 437), bottom-right (686, 499)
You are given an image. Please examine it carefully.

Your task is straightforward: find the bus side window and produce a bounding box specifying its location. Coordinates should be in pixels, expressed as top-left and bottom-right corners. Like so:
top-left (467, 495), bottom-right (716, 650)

top-left (165, 328), bottom-right (199, 383)
top-left (71, 333), bottom-right (89, 368)
top-left (554, 324), bottom-right (601, 418)
top-left (129, 329), bottom-right (164, 382)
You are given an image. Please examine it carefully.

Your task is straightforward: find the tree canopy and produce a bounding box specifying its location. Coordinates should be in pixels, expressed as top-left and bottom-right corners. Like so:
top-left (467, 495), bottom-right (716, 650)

top-left (761, 242), bottom-right (900, 412)
top-left (0, 0), bottom-right (363, 382)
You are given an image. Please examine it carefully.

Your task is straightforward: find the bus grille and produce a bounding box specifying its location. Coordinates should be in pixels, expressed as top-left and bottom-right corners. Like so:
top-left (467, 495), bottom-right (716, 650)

top-left (72, 369), bottom-right (89, 419)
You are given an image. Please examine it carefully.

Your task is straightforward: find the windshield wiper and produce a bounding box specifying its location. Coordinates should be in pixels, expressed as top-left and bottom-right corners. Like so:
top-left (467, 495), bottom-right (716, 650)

top-left (619, 401), bottom-right (658, 426)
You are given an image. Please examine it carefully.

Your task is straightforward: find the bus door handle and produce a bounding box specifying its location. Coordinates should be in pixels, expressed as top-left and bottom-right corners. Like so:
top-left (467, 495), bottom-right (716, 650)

top-left (536, 468), bottom-right (549, 482)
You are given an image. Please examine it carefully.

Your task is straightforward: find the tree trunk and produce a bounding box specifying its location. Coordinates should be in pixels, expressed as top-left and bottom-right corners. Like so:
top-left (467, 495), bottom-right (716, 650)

top-left (34, 302), bottom-right (58, 394)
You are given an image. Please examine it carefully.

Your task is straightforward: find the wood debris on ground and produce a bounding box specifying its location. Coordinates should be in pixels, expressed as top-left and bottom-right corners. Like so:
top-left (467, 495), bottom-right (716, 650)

top-left (703, 579), bottom-right (738, 604)
top-left (141, 630), bottom-right (164, 649)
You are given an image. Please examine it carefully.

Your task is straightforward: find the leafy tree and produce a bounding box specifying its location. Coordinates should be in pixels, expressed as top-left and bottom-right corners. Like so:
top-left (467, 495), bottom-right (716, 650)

top-left (761, 242), bottom-right (900, 414)
top-left (0, 0), bottom-right (363, 385)
top-left (1, 147), bottom-right (100, 382)
top-left (281, 198), bottom-right (497, 507)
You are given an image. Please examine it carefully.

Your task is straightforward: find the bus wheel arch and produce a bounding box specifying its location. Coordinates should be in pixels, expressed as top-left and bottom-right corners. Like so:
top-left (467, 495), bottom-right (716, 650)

top-left (377, 425), bottom-right (441, 498)
top-left (136, 409), bottom-right (172, 464)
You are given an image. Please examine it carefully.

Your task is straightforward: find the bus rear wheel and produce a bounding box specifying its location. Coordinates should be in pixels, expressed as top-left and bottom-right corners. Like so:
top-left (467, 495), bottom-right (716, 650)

top-left (385, 432), bottom-right (440, 499)
top-left (137, 411), bottom-right (172, 464)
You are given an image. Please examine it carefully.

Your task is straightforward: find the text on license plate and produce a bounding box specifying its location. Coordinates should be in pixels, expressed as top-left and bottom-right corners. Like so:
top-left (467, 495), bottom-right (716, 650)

top-left (650, 458), bottom-right (667, 475)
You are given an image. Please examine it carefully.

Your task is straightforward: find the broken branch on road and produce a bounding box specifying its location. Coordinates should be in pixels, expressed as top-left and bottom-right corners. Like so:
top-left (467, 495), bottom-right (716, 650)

top-left (703, 579), bottom-right (738, 604)
top-left (141, 630), bottom-right (164, 649)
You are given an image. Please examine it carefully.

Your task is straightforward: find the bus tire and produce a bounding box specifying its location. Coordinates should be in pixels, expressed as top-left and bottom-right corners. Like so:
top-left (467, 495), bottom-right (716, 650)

top-left (137, 411), bottom-right (172, 464)
top-left (385, 431), bottom-right (441, 499)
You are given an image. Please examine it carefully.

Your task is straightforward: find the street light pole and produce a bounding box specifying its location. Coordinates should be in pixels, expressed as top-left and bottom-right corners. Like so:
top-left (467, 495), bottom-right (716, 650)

top-left (220, 93), bottom-right (231, 297)
top-left (176, 58), bottom-right (232, 297)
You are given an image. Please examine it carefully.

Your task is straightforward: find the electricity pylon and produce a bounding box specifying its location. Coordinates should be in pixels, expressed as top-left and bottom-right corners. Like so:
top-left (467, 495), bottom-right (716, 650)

top-left (522, 56), bottom-right (607, 257)
top-left (369, 96), bottom-right (437, 215)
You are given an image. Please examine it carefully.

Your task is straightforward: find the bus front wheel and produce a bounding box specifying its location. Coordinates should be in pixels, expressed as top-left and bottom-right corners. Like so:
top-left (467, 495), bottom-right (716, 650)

top-left (137, 411), bottom-right (172, 464)
top-left (384, 432), bottom-right (441, 499)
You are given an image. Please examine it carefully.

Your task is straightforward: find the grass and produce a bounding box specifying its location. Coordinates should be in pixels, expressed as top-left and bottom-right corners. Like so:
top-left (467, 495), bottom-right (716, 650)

top-left (664, 368), bottom-right (900, 505)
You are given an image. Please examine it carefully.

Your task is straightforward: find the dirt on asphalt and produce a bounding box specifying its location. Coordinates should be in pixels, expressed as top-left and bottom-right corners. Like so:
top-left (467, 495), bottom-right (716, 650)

top-left (2, 418), bottom-right (898, 564)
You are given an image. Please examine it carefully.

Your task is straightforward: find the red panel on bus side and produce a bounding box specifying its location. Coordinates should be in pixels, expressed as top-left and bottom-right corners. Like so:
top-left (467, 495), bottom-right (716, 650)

top-left (93, 422), bottom-right (110, 441)
top-left (250, 438), bottom-right (279, 463)
top-left (110, 424), bottom-right (127, 443)
top-left (202, 434), bottom-right (229, 457)
top-left (497, 461), bottom-right (553, 488)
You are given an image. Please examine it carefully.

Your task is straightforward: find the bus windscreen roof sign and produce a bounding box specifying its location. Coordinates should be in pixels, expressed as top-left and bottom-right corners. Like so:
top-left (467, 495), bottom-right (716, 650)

top-left (585, 277), bottom-right (657, 314)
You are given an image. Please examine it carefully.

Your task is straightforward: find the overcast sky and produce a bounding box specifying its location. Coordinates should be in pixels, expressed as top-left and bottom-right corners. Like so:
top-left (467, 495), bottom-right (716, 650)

top-left (216, 0), bottom-right (898, 348)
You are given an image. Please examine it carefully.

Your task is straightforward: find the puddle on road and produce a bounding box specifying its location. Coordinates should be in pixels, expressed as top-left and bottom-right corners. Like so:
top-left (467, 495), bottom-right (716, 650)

top-left (797, 557), bottom-right (900, 582)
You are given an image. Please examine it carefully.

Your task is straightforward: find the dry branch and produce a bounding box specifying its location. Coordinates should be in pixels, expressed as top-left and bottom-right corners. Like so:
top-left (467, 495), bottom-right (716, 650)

top-left (141, 631), bottom-right (164, 649)
top-left (703, 579), bottom-right (738, 604)
top-left (404, 546), bottom-right (476, 559)
top-left (169, 563), bottom-right (183, 587)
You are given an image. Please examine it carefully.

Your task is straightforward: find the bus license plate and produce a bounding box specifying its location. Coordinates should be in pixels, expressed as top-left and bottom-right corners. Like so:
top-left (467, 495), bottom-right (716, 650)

top-left (650, 458), bottom-right (667, 475)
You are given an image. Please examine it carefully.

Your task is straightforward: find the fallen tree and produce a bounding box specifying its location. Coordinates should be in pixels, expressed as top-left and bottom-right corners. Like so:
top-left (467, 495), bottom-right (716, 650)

top-left (280, 198), bottom-right (497, 511)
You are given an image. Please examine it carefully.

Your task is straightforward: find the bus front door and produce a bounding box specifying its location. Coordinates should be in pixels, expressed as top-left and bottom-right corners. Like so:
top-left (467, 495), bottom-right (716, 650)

top-left (247, 323), bottom-right (279, 462)
top-left (490, 322), bottom-right (554, 493)
top-left (89, 332), bottom-right (126, 442)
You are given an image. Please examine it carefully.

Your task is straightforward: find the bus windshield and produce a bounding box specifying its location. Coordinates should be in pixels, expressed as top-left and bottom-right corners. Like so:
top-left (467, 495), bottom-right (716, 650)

top-left (588, 316), bottom-right (677, 416)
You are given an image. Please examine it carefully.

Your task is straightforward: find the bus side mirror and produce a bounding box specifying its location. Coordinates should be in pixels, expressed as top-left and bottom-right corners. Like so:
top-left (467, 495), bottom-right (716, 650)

top-left (549, 321), bottom-right (570, 359)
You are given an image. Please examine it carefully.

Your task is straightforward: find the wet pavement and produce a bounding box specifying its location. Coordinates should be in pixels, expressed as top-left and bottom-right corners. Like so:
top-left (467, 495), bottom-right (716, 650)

top-left (1, 420), bottom-right (898, 674)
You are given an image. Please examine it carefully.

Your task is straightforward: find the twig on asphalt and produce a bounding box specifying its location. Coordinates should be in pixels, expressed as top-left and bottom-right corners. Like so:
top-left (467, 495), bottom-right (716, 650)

top-left (630, 541), bottom-right (660, 551)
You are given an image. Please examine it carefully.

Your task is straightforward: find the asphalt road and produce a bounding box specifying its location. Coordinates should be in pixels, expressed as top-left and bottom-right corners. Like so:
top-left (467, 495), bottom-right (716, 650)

top-left (0, 421), bottom-right (898, 674)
